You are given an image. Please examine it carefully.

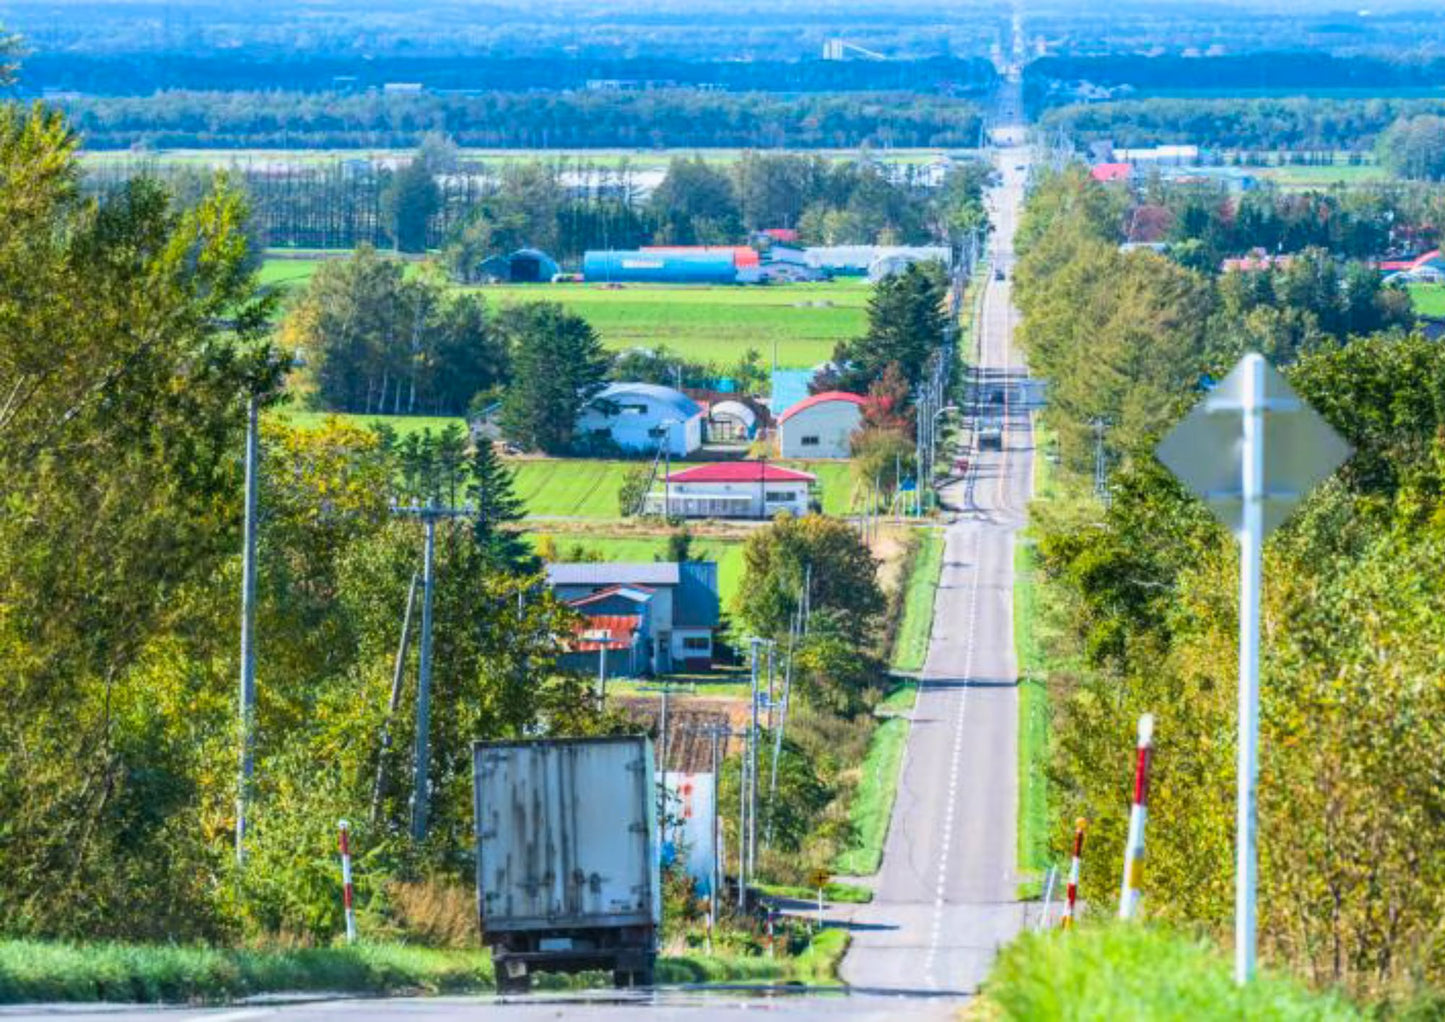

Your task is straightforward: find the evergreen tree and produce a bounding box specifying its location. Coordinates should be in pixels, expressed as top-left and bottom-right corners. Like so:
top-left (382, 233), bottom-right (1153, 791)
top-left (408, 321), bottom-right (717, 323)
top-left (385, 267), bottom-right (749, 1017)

top-left (381, 158), bottom-right (441, 253)
top-left (469, 440), bottom-right (534, 572)
top-left (828, 262), bottom-right (948, 393)
top-left (498, 303), bottom-right (609, 454)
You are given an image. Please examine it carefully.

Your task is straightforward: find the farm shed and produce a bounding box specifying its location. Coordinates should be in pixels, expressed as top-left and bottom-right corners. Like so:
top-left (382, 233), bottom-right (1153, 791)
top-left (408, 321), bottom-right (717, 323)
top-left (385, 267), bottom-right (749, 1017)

top-left (473, 248), bottom-right (560, 283)
top-left (777, 391), bottom-right (865, 459)
top-left (583, 250), bottom-right (740, 285)
top-left (548, 562), bottom-right (721, 672)
top-left (576, 383), bottom-right (704, 456)
top-left (648, 462), bottom-right (815, 520)
top-left (705, 399), bottom-right (759, 442)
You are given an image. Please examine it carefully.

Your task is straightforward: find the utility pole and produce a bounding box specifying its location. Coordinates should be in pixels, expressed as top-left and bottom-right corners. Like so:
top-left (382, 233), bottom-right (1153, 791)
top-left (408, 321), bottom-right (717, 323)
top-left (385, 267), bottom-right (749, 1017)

top-left (371, 571), bottom-right (419, 825)
top-left (236, 396), bottom-right (259, 865)
top-left (659, 683), bottom-right (670, 852)
top-left (1091, 419), bottom-right (1109, 505)
top-left (747, 637), bottom-right (763, 893)
top-left (390, 496), bottom-right (471, 843)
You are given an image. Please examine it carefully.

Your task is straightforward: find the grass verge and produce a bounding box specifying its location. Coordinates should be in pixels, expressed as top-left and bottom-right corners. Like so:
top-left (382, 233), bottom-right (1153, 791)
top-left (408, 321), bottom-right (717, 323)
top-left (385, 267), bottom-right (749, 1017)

top-left (0, 938), bottom-right (843, 1003)
top-left (756, 882), bottom-right (874, 905)
top-left (889, 527), bottom-right (944, 673)
top-left (833, 717), bottom-right (909, 876)
top-left (1015, 538), bottom-right (1050, 883)
top-left (877, 679), bottom-right (918, 714)
top-left (982, 923), bottom-right (1360, 1020)
top-left (787, 929), bottom-right (851, 986)
top-left (0, 942), bottom-right (494, 1004)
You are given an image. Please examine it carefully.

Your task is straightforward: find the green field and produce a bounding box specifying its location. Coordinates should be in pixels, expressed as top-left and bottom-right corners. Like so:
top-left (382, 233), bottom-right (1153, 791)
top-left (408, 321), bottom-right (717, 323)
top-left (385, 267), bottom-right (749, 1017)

top-left (465, 281), bottom-right (870, 370)
top-left (1255, 163), bottom-right (1391, 188)
top-left (529, 532), bottom-right (746, 606)
top-left (272, 409), bottom-right (466, 439)
top-left (1409, 283), bottom-right (1445, 317)
top-left (510, 459), bottom-right (639, 517)
top-left (257, 251), bottom-right (870, 370)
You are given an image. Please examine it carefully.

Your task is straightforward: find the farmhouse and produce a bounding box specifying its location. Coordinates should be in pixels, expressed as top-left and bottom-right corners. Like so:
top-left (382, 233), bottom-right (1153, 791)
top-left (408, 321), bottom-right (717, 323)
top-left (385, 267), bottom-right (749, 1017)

top-left (777, 391), bottom-right (865, 459)
top-left (548, 561), bottom-right (721, 675)
top-left (576, 383), bottom-right (704, 456)
top-left (645, 462), bottom-right (815, 519)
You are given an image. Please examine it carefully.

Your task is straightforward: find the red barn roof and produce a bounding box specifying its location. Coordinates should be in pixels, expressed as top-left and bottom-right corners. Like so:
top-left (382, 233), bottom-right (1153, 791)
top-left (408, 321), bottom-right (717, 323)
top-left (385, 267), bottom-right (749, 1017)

top-left (1091, 163), bottom-right (1133, 183)
top-left (666, 463), bottom-right (816, 484)
top-left (763, 228), bottom-right (800, 242)
top-left (777, 390), bottom-right (866, 424)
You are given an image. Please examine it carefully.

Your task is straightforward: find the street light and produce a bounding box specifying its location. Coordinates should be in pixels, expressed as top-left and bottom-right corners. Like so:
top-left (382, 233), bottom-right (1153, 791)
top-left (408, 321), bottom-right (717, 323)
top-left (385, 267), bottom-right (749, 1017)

top-left (928, 404), bottom-right (963, 498)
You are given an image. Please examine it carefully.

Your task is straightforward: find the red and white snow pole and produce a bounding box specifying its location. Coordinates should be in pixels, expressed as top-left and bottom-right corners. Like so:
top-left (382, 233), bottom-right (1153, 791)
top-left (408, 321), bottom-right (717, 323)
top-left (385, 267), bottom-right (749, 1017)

top-left (1062, 817), bottom-right (1086, 930)
top-left (1119, 713), bottom-right (1155, 920)
top-left (338, 819), bottom-right (357, 944)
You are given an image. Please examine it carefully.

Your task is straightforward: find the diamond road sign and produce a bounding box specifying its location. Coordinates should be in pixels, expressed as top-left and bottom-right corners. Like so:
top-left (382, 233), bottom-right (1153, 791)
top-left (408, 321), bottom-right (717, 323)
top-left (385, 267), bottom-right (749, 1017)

top-left (1156, 356), bottom-right (1351, 537)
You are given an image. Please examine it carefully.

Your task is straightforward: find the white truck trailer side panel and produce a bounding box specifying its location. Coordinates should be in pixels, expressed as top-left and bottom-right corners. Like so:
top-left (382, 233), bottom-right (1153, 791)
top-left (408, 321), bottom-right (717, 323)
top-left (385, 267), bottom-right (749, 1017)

top-left (474, 737), bottom-right (659, 932)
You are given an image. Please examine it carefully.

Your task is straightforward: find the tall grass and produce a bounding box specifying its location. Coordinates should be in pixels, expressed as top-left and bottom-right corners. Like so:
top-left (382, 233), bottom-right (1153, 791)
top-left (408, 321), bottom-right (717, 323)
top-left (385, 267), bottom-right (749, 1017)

top-left (0, 942), bottom-right (494, 1004)
top-left (833, 717), bottom-right (909, 876)
top-left (890, 528), bottom-right (944, 672)
top-left (985, 923), bottom-right (1361, 1020)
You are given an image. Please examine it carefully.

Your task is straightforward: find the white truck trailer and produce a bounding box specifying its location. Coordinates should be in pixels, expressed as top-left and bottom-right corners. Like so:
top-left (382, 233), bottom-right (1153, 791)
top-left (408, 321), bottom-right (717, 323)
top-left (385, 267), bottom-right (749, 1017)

top-left (472, 736), bottom-right (660, 993)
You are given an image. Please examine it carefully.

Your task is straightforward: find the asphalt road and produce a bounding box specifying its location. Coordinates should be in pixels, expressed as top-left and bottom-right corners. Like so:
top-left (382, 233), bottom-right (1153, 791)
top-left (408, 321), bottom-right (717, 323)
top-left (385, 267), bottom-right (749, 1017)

top-left (837, 118), bottom-right (1036, 999)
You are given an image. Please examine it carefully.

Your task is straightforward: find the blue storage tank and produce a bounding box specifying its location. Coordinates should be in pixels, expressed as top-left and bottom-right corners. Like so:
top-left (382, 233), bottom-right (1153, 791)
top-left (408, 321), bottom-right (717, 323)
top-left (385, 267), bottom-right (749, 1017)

top-left (583, 250), bottom-right (739, 285)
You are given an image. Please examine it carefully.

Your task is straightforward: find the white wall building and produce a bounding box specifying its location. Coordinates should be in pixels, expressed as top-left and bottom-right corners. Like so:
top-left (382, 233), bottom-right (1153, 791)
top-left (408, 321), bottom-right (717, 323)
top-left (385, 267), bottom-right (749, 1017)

top-left (644, 463), bottom-right (816, 519)
top-left (777, 391), bottom-right (865, 459)
top-left (576, 383), bottom-right (704, 456)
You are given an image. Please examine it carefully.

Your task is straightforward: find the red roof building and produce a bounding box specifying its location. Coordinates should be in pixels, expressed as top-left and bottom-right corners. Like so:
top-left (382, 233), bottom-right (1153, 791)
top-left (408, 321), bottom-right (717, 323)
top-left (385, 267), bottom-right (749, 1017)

top-left (762, 228), bottom-right (800, 243)
top-left (1091, 163), bottom-right (1133, 183)
top-left (665, 463), bottom-right (816, 484)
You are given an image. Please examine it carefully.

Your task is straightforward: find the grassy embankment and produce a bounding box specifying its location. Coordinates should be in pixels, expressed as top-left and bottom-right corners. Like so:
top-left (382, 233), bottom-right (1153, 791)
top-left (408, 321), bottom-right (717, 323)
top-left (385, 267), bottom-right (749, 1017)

top-left (981, 923), bottom-right (1360, 1021)
top-left (889, 527), bottom-right (944, 674)
top-left (832, 716), bottom-right (909, 876)
top-left (1016, 423), bottom-right (1062, 898)
top-left (0, 933), bottom-right (850, 1004)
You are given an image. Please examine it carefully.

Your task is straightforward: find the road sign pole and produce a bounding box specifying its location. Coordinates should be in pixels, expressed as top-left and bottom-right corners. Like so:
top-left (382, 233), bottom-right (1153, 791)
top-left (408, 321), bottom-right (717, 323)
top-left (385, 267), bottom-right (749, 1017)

top-left (1236, 353), bottom-right (1265, 984)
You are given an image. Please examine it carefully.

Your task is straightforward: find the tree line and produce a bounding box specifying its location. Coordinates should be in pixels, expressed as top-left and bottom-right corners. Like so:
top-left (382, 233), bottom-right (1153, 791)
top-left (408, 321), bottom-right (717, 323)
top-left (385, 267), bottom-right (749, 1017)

top-left (1126, 180), bottom-right (1445, 266)
top-left (1040, 96), bottom-right (1445, 154)
top-left (56, 89), bottom-right (985, 152)
top-left (21, 52), bottom-right (997, 96)
top-left (1015, 165), bottom-right (1445, 1001)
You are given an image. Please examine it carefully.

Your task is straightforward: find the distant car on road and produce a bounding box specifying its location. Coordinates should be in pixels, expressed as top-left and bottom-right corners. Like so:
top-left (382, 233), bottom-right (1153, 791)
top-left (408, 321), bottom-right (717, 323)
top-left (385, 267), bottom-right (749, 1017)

top-left (978, 421), bottom-right (1004, 451)
top-left (993, 268), bottom-right (1006, 281)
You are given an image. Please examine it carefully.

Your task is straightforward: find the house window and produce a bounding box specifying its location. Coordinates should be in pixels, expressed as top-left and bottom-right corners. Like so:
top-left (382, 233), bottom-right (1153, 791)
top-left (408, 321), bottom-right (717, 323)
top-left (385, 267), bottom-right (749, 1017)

top-left (765, 490), bottom-right (792, 502)
top-left (683, 636), bottom-right (711, 651)
top-left (647, 426), bottom-right (667, 438)
top-left (800, 436), bottom-right (820, 447)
